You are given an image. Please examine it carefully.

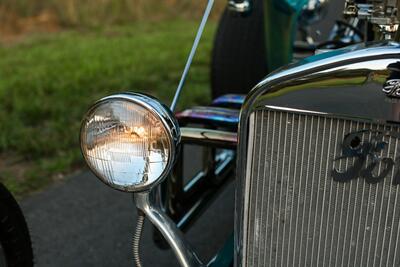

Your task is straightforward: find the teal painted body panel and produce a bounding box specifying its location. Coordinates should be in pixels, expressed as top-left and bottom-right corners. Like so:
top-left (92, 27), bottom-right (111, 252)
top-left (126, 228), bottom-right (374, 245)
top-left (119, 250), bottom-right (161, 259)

top-left (281, 0), bottom-right (309, 12)
top-left (207, 234), bottom-right (234, 267)
top-left (264, 0), bottom-right (305, 71)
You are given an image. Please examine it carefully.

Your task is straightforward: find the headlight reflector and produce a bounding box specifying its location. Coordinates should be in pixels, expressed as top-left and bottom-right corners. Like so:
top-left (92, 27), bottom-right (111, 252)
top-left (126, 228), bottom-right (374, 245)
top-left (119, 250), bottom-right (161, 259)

top-left (80, 93), bottom-right (179, 192)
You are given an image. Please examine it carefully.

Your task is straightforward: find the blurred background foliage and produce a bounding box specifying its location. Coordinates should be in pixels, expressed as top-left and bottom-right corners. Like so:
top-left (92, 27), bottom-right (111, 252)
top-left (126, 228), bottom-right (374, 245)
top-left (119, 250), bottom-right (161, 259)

top-left (0, 0), bottom-right (225, 38)
top-left (0, 0), bottom-right (225, 196)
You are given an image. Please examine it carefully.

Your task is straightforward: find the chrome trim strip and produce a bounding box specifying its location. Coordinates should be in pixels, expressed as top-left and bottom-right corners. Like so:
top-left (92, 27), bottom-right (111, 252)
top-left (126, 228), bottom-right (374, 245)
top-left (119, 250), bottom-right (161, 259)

top-left (181, 127), bottom-right (237, 148)
top-left (235, 41), bottom-right (400, 266)
top-left (264, 105), bottom-right (328, 116)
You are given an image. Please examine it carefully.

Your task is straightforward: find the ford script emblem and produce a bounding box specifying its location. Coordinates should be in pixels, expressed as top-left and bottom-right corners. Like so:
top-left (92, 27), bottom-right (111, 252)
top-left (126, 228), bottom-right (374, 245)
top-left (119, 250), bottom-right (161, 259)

top-left (383, 79), bottom-right (400, 97)
top-left (332, 129), bottom-right (400, 185)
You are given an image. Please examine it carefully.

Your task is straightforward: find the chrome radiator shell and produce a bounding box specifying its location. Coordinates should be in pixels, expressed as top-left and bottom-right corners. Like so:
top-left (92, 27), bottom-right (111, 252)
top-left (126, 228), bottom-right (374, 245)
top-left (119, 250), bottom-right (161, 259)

top-left (244, 108), bottom-right (400, 266)
top-left (236, 41), bottom-right (400, 266)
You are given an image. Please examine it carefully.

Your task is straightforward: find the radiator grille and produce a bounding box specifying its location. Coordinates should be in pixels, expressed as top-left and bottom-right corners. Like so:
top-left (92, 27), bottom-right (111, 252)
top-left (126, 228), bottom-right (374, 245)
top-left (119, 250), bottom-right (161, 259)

top-left (243, 108), bottom-right (400, 267)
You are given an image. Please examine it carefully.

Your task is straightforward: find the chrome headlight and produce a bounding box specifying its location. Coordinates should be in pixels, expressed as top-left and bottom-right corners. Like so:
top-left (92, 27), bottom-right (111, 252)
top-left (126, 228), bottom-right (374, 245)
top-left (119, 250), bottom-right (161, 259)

top-left (80, 93), bottom-right (180, 192)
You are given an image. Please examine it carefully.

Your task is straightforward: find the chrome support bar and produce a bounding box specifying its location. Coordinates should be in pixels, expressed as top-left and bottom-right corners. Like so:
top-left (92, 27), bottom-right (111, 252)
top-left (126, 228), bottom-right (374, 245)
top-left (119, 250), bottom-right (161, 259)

top-left (170, 0), bottom-right (214, 112)
top-left (181, 127), bottom-right (237, 148)
top-left (134, 191), bottom-right (204, 267)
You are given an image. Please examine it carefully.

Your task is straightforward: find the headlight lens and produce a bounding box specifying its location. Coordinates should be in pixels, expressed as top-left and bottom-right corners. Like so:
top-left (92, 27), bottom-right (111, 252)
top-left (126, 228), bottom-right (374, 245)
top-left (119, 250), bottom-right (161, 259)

top-left (80, 93), bottom-right (179, 192)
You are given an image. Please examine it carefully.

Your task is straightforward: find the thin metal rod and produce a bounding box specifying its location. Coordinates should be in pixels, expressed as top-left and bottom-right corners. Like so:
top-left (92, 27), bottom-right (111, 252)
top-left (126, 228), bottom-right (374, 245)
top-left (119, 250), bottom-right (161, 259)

top-left (170, 0), bottom-right (214, 112)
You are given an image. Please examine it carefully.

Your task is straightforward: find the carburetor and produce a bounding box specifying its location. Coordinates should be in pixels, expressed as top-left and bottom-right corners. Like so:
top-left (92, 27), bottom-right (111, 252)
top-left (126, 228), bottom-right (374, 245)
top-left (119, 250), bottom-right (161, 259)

top-left (344, 0), bottom-right (400, 39)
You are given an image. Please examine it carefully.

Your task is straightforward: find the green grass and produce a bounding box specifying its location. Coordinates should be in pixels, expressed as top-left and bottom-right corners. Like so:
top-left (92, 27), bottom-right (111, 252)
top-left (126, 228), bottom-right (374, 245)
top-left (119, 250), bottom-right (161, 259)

top-left (0, 20), bottom-right (215, 196)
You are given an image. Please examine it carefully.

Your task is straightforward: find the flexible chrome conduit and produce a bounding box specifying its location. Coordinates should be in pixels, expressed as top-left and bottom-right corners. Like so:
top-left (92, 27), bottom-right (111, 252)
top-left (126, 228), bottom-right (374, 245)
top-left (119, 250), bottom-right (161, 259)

top-left (133, 210), bottom-right (145, 267)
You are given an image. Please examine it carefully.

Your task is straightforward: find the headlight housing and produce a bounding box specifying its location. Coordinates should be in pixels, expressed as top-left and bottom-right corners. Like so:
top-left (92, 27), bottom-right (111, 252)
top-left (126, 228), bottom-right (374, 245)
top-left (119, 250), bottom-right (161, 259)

top-left (80, 93), bottom-right (180, 192)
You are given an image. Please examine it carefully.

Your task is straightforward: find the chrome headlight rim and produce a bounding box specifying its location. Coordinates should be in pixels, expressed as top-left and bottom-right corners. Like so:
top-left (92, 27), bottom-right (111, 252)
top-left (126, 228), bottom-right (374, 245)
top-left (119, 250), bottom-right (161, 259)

top-left (80, 92), bottom-right (180, 193)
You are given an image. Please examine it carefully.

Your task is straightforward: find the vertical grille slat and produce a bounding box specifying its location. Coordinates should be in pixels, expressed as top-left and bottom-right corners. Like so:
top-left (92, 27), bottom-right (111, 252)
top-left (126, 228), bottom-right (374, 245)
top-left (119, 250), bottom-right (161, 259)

top-left (346, 121), bottom-right (360, 267)
top-left (321, 119), bottom-right (340, 266)
top-left (387, 134), bottom-right (399, 267)
top-left (243, 109), bottom-right (400, 266)
top-left (305, 116), bottom-right (319, 266)
top-left (280, 113), bottom-right (295, 267)
top-left (286, 113), bottom-right (301, 267)
top-left (269, 112), bottom-right (276, 266)
top-left (310, 117), bottom-right (325, 267)
top-left (260, 110), bottom-right (271, 266)
top-left (253, 110), bottom-right (265, 267)
top-left (272, 112), bottom-right (283, 266)
top-left (316, 118), bottom-right (333, 266)
top-left (340, 120), bottom-right (355, 267)
top-left (299, 115), bottom-right (313, 266)
top-left (354, 122), bottom-right (369, 267)
top-left (251, 110), bottom-right (263, 267)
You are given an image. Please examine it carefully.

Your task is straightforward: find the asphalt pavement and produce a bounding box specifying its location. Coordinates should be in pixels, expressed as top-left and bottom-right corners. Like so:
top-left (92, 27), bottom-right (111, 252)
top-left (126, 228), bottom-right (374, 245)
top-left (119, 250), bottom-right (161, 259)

top-left (21, 169), bottom-right (234, 267)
